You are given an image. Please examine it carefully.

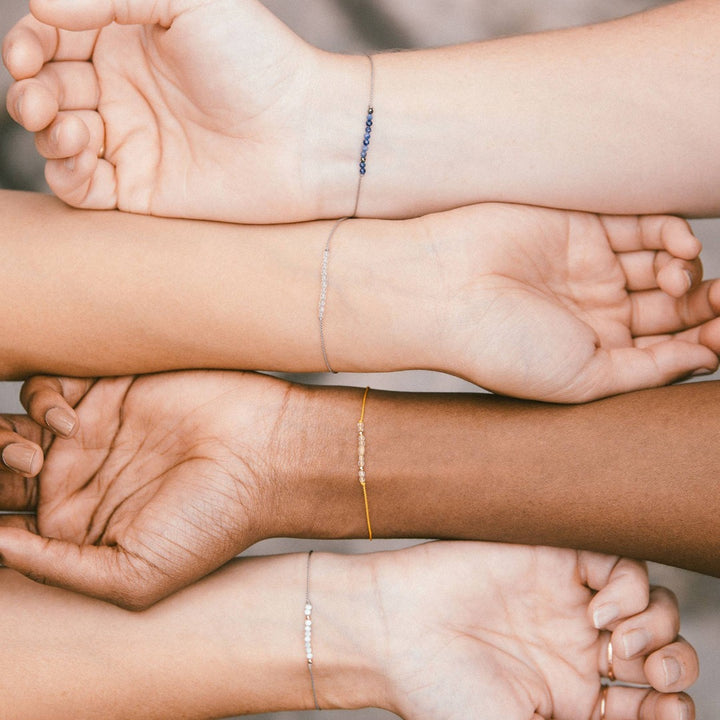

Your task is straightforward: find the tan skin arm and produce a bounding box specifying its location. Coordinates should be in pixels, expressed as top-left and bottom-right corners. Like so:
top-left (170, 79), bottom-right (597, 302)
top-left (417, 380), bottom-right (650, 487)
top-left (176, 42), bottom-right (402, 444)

top-left (1, 190), bottom-right (720, 403)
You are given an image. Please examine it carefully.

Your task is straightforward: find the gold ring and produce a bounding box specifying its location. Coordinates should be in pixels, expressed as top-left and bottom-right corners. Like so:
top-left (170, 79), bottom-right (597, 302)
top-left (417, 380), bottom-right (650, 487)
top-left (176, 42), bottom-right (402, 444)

top-left (599, 684), bottom-right (609, 720)
top-left (607, 638), bottom-right (616, 681)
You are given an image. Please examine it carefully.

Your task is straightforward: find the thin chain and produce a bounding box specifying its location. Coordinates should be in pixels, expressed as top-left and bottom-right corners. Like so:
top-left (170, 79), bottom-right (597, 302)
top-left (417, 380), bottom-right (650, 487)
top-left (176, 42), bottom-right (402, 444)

top-left (318, 218), bottom-right (347, 373)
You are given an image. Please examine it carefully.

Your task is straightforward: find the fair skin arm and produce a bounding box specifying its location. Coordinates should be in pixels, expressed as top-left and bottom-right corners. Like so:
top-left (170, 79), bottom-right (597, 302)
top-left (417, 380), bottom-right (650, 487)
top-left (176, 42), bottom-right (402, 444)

top-left (0, 371), bottom-right (717, 612)
top-left (0, 542), bottom-right (700, 720)
top-left (3, 0), bottom-right (720, 222)
top-left (1, 190), bottom-right (719, 403)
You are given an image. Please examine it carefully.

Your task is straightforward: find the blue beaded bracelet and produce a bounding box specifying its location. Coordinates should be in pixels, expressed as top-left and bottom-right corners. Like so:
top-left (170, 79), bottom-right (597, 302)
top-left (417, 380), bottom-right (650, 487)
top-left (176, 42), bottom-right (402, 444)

top-left (360, 108), bottom-right (373, 176)
top-left (352, 55), bottom-right (375, 217)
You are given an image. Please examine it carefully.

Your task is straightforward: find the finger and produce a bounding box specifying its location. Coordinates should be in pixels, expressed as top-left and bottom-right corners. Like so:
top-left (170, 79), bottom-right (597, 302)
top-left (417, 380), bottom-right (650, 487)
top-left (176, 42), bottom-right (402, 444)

top-left (618, 252), bottom-right (701, 295)
top-left (34, 110), bottom-right (104, 160)
top-left (596, 686), bottom-right (694, 720)
top-left (604, 215), bottom-right (701, 259)
top-left (0, 420), bottom-right (42, 508)
top-left (596, 589), bottom-right (691, 688)
top-left (633, 314), bottom-right (720, 355)
top-left (6, 78), bottom-right (58, 132)
top-left (45, 150), bottom-right (119, 210)
top-left (14, 61), bottom-right (99, 116)
top-left (0, 527), bottom-right (170, 611)
top-left (644, 636), bottom-right (700, 694)
top-left (613, 587), bottom-right (680, 661)
top-left (30, 0), bottom-right (211, 31)
top-left (2, 16), bottom-right (56, 80)
top-left (0, 514), bottom-right (37, 531)
top-left (21, 376), bottom-right (95, 437)
top-left (0, 429), bottom-right (44, 478)
top-left (6, 61), bottom-right (100, 134)
top-left (3, 14), bottom-right (99, 80)
top-left (570, 342), bottom-right (719, 402)
top-left (581, 554), bottom-right (649, 629)
top-left (655, 258), bottom-right (703, 299)
top-left (36, 113), bottom-right (92, 162)
top-left (0, 479), bottom-right (39, 513)
top-left (631, 279), bottom-right (720, 336)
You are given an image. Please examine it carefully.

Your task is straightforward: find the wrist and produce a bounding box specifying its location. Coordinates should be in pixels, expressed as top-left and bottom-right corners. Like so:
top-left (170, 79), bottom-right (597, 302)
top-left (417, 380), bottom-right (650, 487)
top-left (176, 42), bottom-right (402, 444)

top-left (213, 372), bottom-right (307, 547)
top-left (275, 381), bottom-right (368, 539)
top-left (305, 51), bottom-right (374, 220)
top-left (309, 551), bottom-right (390, 710)
top-left (320, 215), bottom-right (444, 374)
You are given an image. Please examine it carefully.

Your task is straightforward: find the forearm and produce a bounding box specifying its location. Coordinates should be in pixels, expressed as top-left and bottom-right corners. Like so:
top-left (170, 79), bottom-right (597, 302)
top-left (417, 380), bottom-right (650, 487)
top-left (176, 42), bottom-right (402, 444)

top-left (323, 0), bottom-right (720, 218)
top-left (0, 553), bottom-right (381, 719)
top-left (0, 190), bottom-right (435, 378)
top-left (282, 380), bottom-right (720, 576)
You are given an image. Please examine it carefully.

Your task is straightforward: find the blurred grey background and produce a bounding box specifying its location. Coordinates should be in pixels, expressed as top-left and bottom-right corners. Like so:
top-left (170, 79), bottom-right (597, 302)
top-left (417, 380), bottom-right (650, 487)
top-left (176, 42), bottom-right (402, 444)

top-left (0, 1), bottom-right (717, 718)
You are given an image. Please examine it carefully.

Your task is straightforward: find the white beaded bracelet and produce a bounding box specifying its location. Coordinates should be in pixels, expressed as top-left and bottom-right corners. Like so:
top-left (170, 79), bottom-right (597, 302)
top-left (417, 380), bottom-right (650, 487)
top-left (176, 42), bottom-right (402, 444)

top-left (304, 550), bottom-right (320, 710)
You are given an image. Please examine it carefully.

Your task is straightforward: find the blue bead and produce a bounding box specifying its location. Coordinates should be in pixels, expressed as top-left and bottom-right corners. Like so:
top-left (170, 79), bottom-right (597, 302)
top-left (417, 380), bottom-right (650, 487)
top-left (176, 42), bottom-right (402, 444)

top-left (366, 118), bottom-right (373, 127)
top-left (360, 167), bottom-right (366, 175)
top-left (361, 152), bottom-right (367, 160)
top-left (363, 139), bottom-right (370, 146)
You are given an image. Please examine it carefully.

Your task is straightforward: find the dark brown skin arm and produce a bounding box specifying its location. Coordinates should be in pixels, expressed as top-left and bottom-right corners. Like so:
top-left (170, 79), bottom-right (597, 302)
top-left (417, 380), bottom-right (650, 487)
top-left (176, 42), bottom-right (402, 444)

top-left (285, 380), bottom-right (720, 576)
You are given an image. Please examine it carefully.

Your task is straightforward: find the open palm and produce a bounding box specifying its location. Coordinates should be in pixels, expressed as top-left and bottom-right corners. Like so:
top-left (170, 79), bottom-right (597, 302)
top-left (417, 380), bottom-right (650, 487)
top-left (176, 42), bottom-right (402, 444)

top-left (5, 0), bottom-right (335, 222)
top-left (0, 371), bottom-right (292, 609)
top-left (440, 205), bottom-right (720, 401)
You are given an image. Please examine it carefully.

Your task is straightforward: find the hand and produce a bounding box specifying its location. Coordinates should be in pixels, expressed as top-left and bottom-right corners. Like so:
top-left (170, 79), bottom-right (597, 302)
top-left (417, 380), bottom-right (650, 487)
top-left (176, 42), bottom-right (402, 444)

top-left (0, 370), bottom-right (297, 609)
top-left (430, 205), bottom-right (720, 401)
top-left (3, 0), bottom-right (358, 222)
top-left (366, 542), bottom-right (697, 720)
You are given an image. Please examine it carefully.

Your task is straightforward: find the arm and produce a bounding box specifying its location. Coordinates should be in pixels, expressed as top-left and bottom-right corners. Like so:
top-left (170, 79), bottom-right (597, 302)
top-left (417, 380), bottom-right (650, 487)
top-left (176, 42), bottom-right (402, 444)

top-left (0, 371), bottom-right (718, 611)
top-left (1, 190), bottom-right (719, 402)
top-left (4, 0), bottom-right (720, 220)
top-left (291, 379), bottom-right (720, 577)
top-left (0, 543), bottom-right (698, 719)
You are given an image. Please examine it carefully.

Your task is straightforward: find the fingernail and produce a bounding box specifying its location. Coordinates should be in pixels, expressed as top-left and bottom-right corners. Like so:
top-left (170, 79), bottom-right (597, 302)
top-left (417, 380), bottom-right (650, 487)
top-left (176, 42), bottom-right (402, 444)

top-left (684, 270), bottom-right (693, 291)
top-left (45, 407), bottom-right (76, 437)
top-left (64, 156), bottom-right (75, 171)
top-left (2, 444), bottom-right (37, 475)
top-left (593, 603), bottom-right (620, 629)
top-left (621, 628), bottom-right (651, 658)
top-left (691, 367), bottom-right (715, 377)
top-left (679, 695), bottom-right (691, 720)
top-left (663, 657), bottom-right (681, 686)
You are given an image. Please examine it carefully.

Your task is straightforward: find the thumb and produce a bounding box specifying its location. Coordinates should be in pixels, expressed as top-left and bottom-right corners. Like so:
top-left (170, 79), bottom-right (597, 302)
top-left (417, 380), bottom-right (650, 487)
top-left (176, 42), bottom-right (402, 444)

top-left (0, 527), bottom-right (166, 610)
top-left (29, 0), bottom-right (207, 32)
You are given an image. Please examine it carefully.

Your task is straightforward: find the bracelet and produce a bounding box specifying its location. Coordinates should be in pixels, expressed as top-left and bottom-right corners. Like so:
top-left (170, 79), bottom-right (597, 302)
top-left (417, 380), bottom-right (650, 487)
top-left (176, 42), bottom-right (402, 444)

top-left (304, 550), bottom-right (320, 711)
top-left (318, 218), bottom-right (347, 373)
top-left (357, 387), bottom-right (373, 540)
top-left (351, 54), bottom-right (375, 218)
